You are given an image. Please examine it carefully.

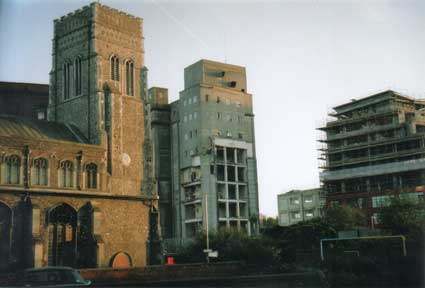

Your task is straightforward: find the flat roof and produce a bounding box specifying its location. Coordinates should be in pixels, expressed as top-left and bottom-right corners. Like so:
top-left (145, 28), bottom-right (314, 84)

top-left (278, 188), bottom-right (321, 197)
top-left (186, 59), bottom-right (246, 71)
top-left (333, 90), bottom-right (414, 110)
top-left (0, 81), bottom-right (49, 93)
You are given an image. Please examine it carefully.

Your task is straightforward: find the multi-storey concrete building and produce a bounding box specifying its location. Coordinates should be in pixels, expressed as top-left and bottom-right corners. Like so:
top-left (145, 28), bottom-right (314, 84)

top-left (148, 60), bottom-right (260, 242)
top-left (175, 60), bottom-right (259, 239)
top-left (277, 188), bottom-right (323, 226)
top-left (318, 90), bottom-right (425, 224)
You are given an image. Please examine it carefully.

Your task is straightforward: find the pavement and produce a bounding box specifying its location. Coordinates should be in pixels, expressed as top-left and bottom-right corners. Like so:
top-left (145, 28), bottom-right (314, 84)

top-left (90, 272), bottom-right (329, 288)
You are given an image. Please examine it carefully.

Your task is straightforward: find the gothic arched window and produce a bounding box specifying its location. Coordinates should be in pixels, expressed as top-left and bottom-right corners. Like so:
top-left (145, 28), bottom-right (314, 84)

top-left (32, 158), bottom-right (48, 186)
top-left (60, 161), bottom-right (74, 188)
top-left (47, 203), bottom-right (77, 267)
top-left (75, 57), bottom-right (82, 96)
top-left (125, 60), bottom-right (134, 96)
top-left (63, 62), bottom-right (71, 100)
top-left (2, 155), bottom-right (21, 184)
top-left (110, 55), bottom-right (120, 81)
top-left (85, 163), bottom-right (97, 189)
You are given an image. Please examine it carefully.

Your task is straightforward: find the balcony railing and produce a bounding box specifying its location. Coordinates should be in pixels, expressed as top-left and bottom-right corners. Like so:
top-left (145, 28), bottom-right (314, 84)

top-left (320, 158), bottom-right (425, 181)
top-left (184, 193), bottom-right (201, 202)
top-left (326, 148), bottom-right (424, 168)
top-left (326, 122), bottom-right (400, 141)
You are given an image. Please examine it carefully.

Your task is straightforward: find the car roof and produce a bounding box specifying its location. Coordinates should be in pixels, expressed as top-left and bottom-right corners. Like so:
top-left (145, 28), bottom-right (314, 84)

top-left (25, 267), bottom-right (75, 273)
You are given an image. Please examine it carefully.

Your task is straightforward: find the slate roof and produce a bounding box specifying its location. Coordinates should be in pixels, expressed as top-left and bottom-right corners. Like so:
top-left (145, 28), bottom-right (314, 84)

top-left (0, 114), bottom-right (89, 144)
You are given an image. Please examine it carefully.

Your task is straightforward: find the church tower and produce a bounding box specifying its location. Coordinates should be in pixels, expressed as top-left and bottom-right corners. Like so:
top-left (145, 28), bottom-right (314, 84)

top-left (48, 3), bottom-right (146, 196)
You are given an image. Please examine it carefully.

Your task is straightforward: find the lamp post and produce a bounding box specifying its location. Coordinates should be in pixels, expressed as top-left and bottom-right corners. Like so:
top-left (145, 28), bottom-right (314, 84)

top-left (204, 190), bottom-right (210, 263)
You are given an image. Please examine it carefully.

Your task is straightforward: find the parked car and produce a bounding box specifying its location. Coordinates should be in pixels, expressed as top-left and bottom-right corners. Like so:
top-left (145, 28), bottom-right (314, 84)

top-left (22, 267), bottom-right (91, 287)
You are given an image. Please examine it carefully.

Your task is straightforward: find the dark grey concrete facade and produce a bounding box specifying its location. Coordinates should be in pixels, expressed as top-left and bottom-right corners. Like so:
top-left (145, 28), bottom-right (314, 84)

top-left (148, 60), bottom-right (260, 244)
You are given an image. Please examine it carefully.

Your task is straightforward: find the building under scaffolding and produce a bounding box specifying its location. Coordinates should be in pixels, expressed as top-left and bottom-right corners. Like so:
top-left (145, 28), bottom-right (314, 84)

top-left (318, 90), bottom-right (425, 225)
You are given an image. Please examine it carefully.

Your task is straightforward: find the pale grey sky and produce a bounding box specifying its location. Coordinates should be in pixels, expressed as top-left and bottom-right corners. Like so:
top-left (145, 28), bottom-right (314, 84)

top-left (1, 0), bottom-right (424, 216)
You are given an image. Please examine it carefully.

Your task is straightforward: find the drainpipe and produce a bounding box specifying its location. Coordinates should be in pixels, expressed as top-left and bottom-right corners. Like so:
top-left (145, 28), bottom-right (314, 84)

top-left (23, 146), bottom-right (30, 189)
top-left (76, 151), bottom-right (83, 190)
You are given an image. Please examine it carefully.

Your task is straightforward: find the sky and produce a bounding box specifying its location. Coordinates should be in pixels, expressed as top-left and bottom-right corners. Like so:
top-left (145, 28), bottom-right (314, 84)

top-left (1, 0), bottom-right (425, 216)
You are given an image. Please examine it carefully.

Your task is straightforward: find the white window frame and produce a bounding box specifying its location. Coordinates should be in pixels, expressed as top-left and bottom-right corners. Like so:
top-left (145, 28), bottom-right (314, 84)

top-left (305, 211), bottom-right (314, 217)
top-left (290, 197), bottom-right (300, 205)
top-left (292, 212), bottom-right (301, 219)
top-left (304, 196), bottom-right (313, 204)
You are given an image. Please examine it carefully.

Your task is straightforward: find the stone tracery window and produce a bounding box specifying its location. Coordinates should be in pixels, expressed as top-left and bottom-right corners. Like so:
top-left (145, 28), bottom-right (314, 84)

top-left (47, 203), bottom-right (77, 267)
top-left (60, 161), bottom-right (74, 188)
top-left (32, 158), bottom-right (48, 186)
top-left (125, 60), bottom-right (134, 96)
top-left (85, 163), bottom-right (97, 189)
top-left (46, 202), bottom-right (98, 268)
top-left (63, 61), bottom-right (71, 100)
top-left (75, 56), bottom-right (82, 96)
top-left (1, 155), bottom-right (21, 184)
top-left (110, 55), bottom-right (120, 81)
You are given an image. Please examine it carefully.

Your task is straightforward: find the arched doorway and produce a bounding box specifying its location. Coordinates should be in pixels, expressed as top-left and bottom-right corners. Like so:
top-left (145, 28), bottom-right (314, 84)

top-left (0, 202), bottom-right (12, 272)
top-left (47, 204), bottom-right (77, 267)
top-left (77, 203), bottom-right (97, 268)
top-left (110, 252), bottom-right (132, 268)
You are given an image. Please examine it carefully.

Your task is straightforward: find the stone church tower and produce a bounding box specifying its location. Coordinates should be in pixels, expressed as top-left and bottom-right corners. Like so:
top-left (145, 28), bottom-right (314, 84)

top-left (0, 3), bottom-right (159, 270)
top-left (48, 2), bottom-right (146, 196)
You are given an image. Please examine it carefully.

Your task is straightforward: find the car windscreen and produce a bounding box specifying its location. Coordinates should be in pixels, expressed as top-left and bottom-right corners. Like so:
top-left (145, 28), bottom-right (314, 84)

top-left (25, 270), bottom-right (77, 285)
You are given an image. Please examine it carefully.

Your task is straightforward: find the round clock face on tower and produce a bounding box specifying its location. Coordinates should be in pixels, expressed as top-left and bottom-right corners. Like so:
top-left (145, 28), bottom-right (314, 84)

top-left (121, 153), bottom-right (131, 167)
